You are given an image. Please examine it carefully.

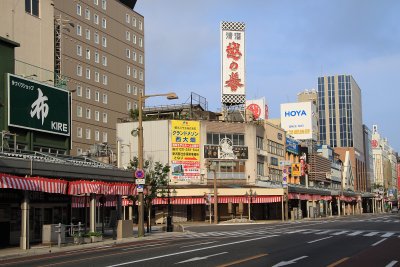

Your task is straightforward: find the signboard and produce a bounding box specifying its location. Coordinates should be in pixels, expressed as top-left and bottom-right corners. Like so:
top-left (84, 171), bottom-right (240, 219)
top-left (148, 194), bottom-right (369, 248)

top-left (204, 145), bottom-right (248, 160)
top-left (221, 21), bottom-right (246, 104)
top-left (280, 102), bottom-right (317, 140)
top-left (286, 137), bottom-right (300, 155)
top-left (7, 74), bottom-right (71, 136)
top-left (246, 98), bottom-right (266, 120)
top-left (136, 185), bottom-right (144, 193)
top-left (135, 179), bottom-right (145, 185)
top-left (171, 120), bottom-right (200, 182)
top-left (282, 167), bottom-right (288, 187)
top-left (292, 163), bottom-right (301, 177)
top-left (135, 169), bottom-right (145, 179)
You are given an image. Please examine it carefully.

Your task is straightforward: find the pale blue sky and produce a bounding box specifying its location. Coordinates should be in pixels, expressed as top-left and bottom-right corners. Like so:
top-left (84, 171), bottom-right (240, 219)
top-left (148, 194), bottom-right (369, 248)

top-left (136, 0), bottom-right (400, 152)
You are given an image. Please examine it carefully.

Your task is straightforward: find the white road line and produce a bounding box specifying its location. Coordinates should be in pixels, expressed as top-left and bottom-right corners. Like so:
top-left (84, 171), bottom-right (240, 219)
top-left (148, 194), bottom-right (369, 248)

top-left (331, 231), bottom-right (349, 236)
top-left (307, 236), bottom-right (333, 243)
top-left (106, 235), bottom-right (279, 267)
top-left (385, 260), bottom-right (398, 267)
top-left (315, 230), bottom-right (332, 235)
top-left (180, 241), bottom-right (217, 248)
top-left (287, 229), bottom-right (307, 234)
top-left (364, 232), bottom-right (379, 237)
top-left (381, 232), bottom-right (394, 238)
top-left (122, 243), bottom-right (168, 251)
top-left (348, 231), bottom-right (363, 236)
top-left (372, 238), bottom-right (387, 247)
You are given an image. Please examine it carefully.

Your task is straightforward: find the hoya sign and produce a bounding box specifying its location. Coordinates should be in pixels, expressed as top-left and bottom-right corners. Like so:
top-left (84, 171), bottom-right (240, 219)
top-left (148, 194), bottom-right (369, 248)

top-left (281, 102), bottom-right (317, 141)
top-left (284, 110), bottom-right (307, 117)
top-left (7, 74), bottom-right (71, 136)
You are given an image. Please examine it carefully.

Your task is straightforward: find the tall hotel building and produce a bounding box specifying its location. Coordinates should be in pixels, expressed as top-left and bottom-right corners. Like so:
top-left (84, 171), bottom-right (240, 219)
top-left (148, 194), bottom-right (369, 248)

top-left (317, 75), bottom-right (367, 191)
top-left (54, 0), bottom-right (144, 156)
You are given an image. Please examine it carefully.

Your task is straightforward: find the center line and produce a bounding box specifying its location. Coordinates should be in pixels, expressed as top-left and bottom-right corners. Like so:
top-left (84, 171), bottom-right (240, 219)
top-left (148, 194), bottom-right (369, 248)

top-left (386, 260), bottom-right (398, 267)
top-left (307, 236), bottom-right (333, 243)
top-left (372, 238), bottom-right (387, 246)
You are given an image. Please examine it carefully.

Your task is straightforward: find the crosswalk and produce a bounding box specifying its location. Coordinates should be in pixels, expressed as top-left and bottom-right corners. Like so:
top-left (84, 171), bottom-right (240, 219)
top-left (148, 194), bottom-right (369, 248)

top-left (182, 227), bottom-right (400, 239)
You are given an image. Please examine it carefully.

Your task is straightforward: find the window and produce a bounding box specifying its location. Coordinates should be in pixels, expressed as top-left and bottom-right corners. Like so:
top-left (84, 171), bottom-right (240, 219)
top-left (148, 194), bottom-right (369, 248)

top-left (85, 29), bottom-right (90, 40)
top-left (94, 71), bottom-right (99, 82)
top-left (85, 129), bottom-right (91, 140)
top-left (95, 111), bottom-right (100, 121)
top-left (94, 0), bottom-right (98, 5)
top-left (86, 48), bottom-right (90, 60)
top-left (127, 66), bottom-right (131, 76)
top-left (127, 84), bottom-right (131, 94)
top-left (102, 75), bottom-right (108, 85)
top-left (132, 69), bottom-right (137, 78)
top-left (103, 94), bottom-right (108, 104)
top-left (133, 86), bottom-right (137, 95)
top-left (126, 14), bottom-right (130, 23)
top-left (132, 51), bottom-right (137, 61)
top-left (132, 17), bottom-right (137, 27)
top-left (132, 34), bottom-right (136, 44)
top-left (77, 45), bottom-right (82, 56)
top-left (77, 127), bottom-right (82, 138)
top-left (102, 36), bottom-right (107, 47)
top-left (76, 85), bottom-right (82, 96)
top-left (102, 18), bottom-right (107, 28)
top-left (101, 0), bottom-right (107, 10)
top-left (77, 106), bottom-right (82, 117)
top-left (127, 101), bottom-right (131, 111)
top-left (133, 102), bottom-right (137, 109)
top-left (86, 68), bottom-right (90, 79)
top-left (76, 3), bottom-right (82, 16)
top-left (139, 55), bottom-right (143, 64)
top-left (85, 8), bottom-right (90, 20)
top-left (94, 52), bottom-right (99, 63)
top-left (102, 132), bottom-right (108, 143)
top-left (86, 108), bottom-right (91, 119)
top-left (102, 55), bottom-right (107, 66)
top-left (139, 37), bottom-right (143, 47)
top-left (94, 32), bottom-right (99, 44)
top-left (77, 65), bottom-right (82, 76)
top-left (126, 31), bottom-right (131, 41)
top-left (103, 113), bottom-right (108, 123)
top-left (139, 20), bottom-right (143, 30)
top-left (83, 88), bottom-right (90, 100)
top-left (77, 148), bottom-right (82, 155)
top-left (94, 14), bottom-right (99, 25)
top-left (139, 71), bottom-right (143, 81)
top-left (270, 157), bottom-right (279, 166)
top-left (126, 49), bottom-right (130, 58)
top-left (95, 91), bottom-right (100, 102)
top-left (257, 162), bottom-right (264, 176)
top-left (256, 136), bottom-right (264, 150)
top-left (95, 130), bottom-right (100, 141)
top-left (76, 25), bottom-right (82, 36)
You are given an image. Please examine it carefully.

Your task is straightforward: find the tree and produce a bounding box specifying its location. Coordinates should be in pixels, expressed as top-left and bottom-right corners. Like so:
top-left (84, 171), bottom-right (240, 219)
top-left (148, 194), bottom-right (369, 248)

top-left (127, 156), bottom-right (170, 232)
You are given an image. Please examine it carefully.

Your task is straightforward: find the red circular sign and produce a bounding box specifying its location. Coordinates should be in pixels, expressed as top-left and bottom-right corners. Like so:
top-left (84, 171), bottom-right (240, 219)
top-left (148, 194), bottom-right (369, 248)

top-left (247, 104), bottom-right (261, 119)
top-left (371, 140), bottom-right (378, 148)
top-left (135, 169), bottom-right (145, 179)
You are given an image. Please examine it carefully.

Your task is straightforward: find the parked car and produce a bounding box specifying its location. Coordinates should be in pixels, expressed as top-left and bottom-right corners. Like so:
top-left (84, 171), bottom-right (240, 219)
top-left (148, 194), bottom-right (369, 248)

top-left (391, 207), bottom-right (398, 213)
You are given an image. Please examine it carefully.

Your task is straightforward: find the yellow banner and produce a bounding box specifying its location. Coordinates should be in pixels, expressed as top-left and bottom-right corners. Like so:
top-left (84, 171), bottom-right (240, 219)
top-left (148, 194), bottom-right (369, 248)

top-left (292, 163), bottom-right (301, 177)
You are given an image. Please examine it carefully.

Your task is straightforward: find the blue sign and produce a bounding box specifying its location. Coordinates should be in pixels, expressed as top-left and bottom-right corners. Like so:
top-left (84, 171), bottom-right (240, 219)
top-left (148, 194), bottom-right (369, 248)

top-left (135, 169), bottom-right (145, 179)
top-left (286, 137), bottom-right (299, 155)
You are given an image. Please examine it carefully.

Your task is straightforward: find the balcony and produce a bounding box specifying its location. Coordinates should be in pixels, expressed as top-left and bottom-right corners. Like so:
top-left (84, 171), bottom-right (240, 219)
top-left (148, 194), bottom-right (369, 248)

top-left (257, 148), bottom-right (268, 157)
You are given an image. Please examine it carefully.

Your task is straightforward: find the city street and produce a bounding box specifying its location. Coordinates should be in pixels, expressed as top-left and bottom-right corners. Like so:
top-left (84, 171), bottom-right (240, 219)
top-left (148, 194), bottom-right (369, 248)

top-left (1, 213), bottom-right (399, 267)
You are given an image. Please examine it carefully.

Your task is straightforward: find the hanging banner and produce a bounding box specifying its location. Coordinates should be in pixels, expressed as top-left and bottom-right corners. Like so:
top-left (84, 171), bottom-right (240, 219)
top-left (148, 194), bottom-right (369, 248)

top-left (171, 120), bottom-right (200, 182)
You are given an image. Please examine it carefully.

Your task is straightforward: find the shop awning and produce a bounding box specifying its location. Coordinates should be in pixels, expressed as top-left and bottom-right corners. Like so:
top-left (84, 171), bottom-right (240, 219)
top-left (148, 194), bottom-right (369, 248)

top-left (68, 180), bottom-right (135, 196)
top-left (152, 197), bottom-right (204, 205)
top-left (71, 195), bottom-right (133, 208)
top-left (0, 173), bottom-right (67, 194)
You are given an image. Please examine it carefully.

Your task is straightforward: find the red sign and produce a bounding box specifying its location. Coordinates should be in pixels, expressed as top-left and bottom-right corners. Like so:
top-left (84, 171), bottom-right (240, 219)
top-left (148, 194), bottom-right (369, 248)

top-left (371, 139), bottom-right (378, 148)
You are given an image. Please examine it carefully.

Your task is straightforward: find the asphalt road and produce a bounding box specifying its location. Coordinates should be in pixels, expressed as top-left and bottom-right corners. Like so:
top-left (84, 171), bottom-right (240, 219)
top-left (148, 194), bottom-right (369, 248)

top-left (1, 213), bottom-right (399, 267)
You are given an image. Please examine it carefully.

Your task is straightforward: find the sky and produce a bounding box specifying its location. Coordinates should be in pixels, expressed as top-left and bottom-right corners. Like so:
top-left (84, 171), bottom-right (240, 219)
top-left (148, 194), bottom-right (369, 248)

top-left (135, 0), bottom-right (400, 152)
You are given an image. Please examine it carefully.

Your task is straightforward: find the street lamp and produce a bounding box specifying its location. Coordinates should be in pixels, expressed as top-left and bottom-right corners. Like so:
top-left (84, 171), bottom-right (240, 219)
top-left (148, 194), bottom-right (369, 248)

top-left (166, 183), bottom-right (176, 232)
top-left (137, 92), bottom-right (178, 237)
top-left (207, 161), bottom-right (218, 224)
top-left (245, 188), bottom-right (257, 221)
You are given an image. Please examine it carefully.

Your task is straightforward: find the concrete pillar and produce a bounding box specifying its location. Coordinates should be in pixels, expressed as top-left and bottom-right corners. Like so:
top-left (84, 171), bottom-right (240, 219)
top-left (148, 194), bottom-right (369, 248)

top-left (338, 199), bottom-right (341, 217)
top-left (306, 201), bottom-right (310, 218)
top-left (372, 199), bottom-right (375, 214)
top-left (90, 194), bottom-right (96, 232)
top-left (329, 201), bottom-right (332, 217)
top-left (128, 205), bottom-right (133, 220)
top-left (20, 191), bottom-right (30, 250)
top-left (352, 204), bottom-right (355, 215)
top-left (298, 199), bottom-right (302, 219)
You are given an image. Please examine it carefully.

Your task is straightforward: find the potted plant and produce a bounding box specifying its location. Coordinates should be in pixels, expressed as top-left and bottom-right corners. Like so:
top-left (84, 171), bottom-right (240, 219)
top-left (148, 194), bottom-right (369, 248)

top-left (73, 232), bottom-right (84, 245)
top-left (88, 231), bottom-right (103, 243)
top-left (82, 233), bottom-right (92, 244)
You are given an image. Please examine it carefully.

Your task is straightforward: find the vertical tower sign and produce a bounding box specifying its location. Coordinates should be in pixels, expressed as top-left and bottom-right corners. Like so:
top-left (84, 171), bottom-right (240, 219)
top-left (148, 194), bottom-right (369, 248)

top-left (221, 21), bottom-right (246, 105)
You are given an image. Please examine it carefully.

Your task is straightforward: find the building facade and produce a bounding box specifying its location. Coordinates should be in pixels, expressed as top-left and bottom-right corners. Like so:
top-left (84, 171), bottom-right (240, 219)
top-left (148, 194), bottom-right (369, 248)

top-left (53, 0), bottom-right (145, 157)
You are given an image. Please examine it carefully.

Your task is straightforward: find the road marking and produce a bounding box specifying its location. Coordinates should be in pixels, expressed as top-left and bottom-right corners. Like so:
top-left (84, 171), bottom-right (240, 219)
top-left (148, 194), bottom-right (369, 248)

top-left (287, 229), bottom-right (307, 234)
top-left (175, 251), bottom-right (228, 264)
top-left (348, 231), bottom-right (363, 236)
top-left (272, 255), bottom-right (308, 267)
top-left (307, 236), bottom-right (333, 243)
top-left (327, 257), bottom-right (350, 267)
top-left (106, 235), bottom-right (279, 267)
top-left (364, 232), bottom-right (379, 237)
top-left (216, 253), bottom-right (268, 267)
top-left (180, 241), bottom-right (217, 248)
top-left (381, 232), bottom-right (394, 237)
top-left (315, 230), bottom-right (332, 235)
top-left (122, 242), bottom-right (168, 250)
top-left (372, 238), bottom-right (387, 246)
top-left (331, 231), bottom-right (348, 236)
top-left (385, 260), bottom-right (398, 267)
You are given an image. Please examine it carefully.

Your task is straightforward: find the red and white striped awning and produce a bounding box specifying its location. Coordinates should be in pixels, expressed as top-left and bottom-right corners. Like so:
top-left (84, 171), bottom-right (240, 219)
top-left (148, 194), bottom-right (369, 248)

top-left (71, 195), bottom-right (133, 208)
top-left (339, 196), bottom-right (356, 202)
top-left (151, 195), bottom-right (282, 205)
top-left (0, 173), bottom-right (67, 194)
top-left (68, 180), bottom-right (135, 196)
top-left (152, 197), bottom-right (205, 205)
top-left (251, 196), bottom-right (282, 203)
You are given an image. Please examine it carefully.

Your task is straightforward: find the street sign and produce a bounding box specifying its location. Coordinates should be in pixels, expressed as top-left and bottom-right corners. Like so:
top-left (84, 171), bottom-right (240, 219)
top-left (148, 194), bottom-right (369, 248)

top-left (135, 169), bottom-right (145, 179)
top-left (135, 178), bottom-right (145, 185)
top-left (136, 185), bottom-right (144, 192)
